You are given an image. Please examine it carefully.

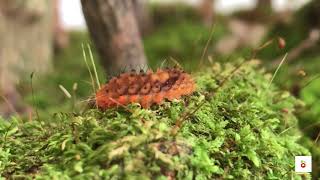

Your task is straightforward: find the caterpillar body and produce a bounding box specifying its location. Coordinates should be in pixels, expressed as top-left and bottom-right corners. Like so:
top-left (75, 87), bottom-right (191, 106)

top-left (95, 68), bottom-right (196, 109)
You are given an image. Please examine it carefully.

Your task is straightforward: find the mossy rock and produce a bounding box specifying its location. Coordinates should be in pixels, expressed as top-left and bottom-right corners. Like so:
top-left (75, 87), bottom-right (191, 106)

top-left (0, 61), bottom-right (310, 179)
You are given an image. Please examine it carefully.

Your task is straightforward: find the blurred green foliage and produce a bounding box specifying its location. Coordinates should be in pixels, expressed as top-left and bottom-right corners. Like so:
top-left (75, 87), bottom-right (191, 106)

top-left (144, 21), bottom-right (226, 71)
top-left (150, 3), bottom-right (202, 26)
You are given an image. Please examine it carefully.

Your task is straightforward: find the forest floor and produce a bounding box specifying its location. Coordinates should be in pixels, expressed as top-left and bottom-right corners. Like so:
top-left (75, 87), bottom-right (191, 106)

top-left (1, 17), bottom-right (319, 178)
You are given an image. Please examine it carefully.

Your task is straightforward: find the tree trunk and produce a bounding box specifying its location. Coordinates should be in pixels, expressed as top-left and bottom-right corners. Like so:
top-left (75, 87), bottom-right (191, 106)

top-left (255, 0), bottom-right (272, 12)
top-left (0, 0), bottom-right (53, 117)
top-left (256, 0), bottom-right (271, 8)
top-left (81, 0), bottom-right (147, 75)
top-left (53, 0), bottom-right (69, 52)
top-left (132, 0), bottom-right (152, 36)
top-left (199, 0), bottom-right (215, 26)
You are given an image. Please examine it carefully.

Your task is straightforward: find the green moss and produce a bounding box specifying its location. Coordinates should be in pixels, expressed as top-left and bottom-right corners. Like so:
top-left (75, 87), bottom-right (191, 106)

top-left (1, 62), bottom-right (310, 179)
top-left (268, 55), bottom-right (320, 179)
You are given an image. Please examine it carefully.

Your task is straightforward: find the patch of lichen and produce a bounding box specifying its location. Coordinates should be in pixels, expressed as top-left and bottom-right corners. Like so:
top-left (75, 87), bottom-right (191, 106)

top-left (0, 61), bottom-right (310, 179)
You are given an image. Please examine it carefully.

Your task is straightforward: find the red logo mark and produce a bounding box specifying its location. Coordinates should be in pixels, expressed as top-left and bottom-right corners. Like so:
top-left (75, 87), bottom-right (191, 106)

top-left (300, 160), bottom-right (306, 168)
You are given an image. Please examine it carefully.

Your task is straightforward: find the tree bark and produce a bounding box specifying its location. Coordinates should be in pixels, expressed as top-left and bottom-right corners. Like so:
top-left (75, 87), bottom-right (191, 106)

top-left (53, 0), bottom-right (69, 52)
top-left (0, 0), bottom-right (53, 117)
top-left (132, 0), bottom-right (152, 36)
top-left (81, 0), bottom-right (147, 75)
top-left (255, 0), bottom-right (272, 10)
top-left (199, 0), bottom-right (215, 26)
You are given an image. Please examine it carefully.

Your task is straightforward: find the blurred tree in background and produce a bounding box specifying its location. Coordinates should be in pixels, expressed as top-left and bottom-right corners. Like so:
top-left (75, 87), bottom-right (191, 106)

top-left (132, 0), bottom-right (153, 36)
top-left (81, 0), bottom-right (148, 75)
top-left (255, 0), bottom-right (272, 12)
top-left (199, 0), bottom-right (215, 26)
top-left (0, 0), bottom-right (54, 117)
top-left (53, 0), bottom-right (69, 52)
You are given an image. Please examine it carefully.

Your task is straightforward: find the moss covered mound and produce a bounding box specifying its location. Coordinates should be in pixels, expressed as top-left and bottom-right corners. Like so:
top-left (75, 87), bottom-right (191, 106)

top-left (0, 61), bottom-right (310, 179)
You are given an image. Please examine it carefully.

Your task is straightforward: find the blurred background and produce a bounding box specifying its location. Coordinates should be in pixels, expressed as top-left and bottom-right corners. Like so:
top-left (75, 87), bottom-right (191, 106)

top-left (59, 0), bottom-right (309, 29)
top-left (0, 0), bottom-right (319, 177)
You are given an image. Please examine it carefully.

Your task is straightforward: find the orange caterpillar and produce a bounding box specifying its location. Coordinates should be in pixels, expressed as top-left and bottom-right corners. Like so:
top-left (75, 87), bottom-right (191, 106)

top-left (95, 68), bottom-right (196, 109)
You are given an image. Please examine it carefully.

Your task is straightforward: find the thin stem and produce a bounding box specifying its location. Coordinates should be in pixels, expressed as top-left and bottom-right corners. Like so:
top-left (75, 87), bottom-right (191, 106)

top-left (30, 72), bottom-right (40, 121)
top-left (87, 44), bottom-right (101, 89)
top-left (199, 24), bottom-right (216, 68)
top-left (268, 53), bottom-right (288, 88)
top-left (82, 43), bottom-right (96, 93)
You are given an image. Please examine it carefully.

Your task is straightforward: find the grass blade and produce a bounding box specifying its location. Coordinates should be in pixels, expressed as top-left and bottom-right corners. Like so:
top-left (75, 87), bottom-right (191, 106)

top-left (268, 53), bottom-right (288, 88)
top-left (87, 44), bottom-right (101, 89)
top-left (82, 43), bottom-right (96, 92)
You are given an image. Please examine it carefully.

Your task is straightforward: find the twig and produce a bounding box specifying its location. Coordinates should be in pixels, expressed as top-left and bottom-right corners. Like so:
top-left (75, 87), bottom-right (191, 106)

top-left (251, 39), bottom-right (274, 59)
top-left (278, 126), bottom-right (294, 136)
top-left (171, 98), bottom-right (205, 135)
top-left (82, 44), bottom-right (96, 93)
top-left (199, 24), bottom-right (216, 68)
top-left (216, 60), bottom-right (247, 89)
top-left (315, 131), bottom-right (320, 144)
top-left (87, 44), bottom-right (101, 89)
top-left (169, 57), bottom-right (183, 69)
top-left (72, 83), bottom-right (78, 111)
top-left (101, 96), bottom-right (134, 114)
top-left (30, 72), bottom-right (40, 121)
top-left (171, 61), bottom-right (247, 135)
top-left (301, 121), bottom-right (320, 132)
top-left (159, 59), bottom-right (168, 69)
top-left (268, 53), bottom-right (288, 88)
top-left (59, 85), bottom-right (72, 99)
top-left (300, 74), bottom-right (320, 90)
